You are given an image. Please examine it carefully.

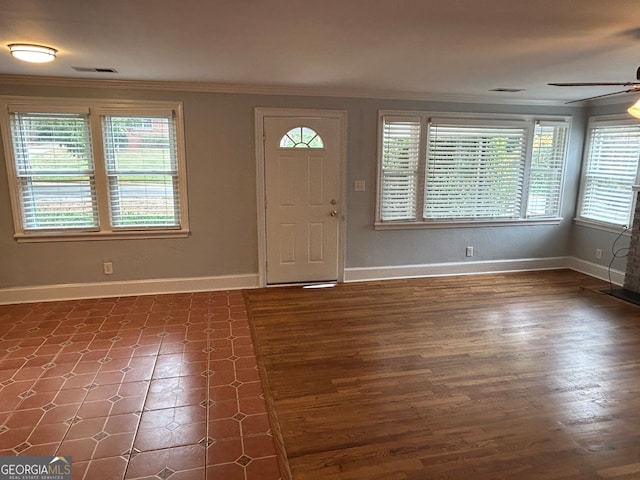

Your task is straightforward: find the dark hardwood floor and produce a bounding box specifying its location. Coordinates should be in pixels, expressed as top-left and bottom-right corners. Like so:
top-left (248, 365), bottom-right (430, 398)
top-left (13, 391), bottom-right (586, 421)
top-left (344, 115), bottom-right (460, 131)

top-left (244, 270), bottom-right (640, 480)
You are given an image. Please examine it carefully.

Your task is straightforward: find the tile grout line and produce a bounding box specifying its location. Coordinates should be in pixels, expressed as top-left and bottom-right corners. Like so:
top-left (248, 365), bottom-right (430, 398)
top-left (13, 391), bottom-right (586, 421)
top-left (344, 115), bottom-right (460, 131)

top-left (117, 305), bottom-right (161, 480)
top-left (231, 296), bottom-right (251, 480)
top-left (204, 293), bottom-right (212, 476)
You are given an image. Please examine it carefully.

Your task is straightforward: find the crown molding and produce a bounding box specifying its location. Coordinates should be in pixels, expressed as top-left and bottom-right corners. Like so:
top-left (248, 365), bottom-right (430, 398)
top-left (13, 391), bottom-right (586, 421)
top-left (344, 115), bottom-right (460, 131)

top-left (587, 93), bottom-right (640, 108)
top-left (0, 74), bottom-right (572, 106)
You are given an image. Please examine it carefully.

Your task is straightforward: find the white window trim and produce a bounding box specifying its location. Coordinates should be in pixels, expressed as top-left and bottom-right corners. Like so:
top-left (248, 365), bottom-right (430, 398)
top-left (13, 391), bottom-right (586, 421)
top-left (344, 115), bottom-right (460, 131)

top-left (375, 218), bottom-right (562, 230)
top-left (375, 110), bottom-right (571, 229)
top-left (574, 113), bottom-right (640, 231)
top-left (0, 96), bottom-right (190, 242)
top-left (573, 218), bottom-right (633, 235)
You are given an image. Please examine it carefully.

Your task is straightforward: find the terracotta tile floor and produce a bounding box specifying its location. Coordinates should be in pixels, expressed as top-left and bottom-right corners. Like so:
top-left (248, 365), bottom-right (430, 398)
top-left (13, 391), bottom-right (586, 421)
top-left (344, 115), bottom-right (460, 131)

top-left (0, 291), bottom-right (282, 480)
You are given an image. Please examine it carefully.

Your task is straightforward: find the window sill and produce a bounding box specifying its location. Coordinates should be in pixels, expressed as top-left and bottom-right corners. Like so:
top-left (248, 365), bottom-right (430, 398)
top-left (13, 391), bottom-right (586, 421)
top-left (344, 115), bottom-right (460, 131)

top-left (573, 218), bottom-right (631, 235)
top-left (14, 229), bottom-right (190, 243)
top-left (374, 218), bottom-right (562, 230)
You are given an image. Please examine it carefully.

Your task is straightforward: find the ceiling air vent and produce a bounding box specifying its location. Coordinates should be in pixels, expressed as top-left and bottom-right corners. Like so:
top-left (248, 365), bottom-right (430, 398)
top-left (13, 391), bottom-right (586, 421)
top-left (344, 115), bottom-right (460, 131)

top-left (72, 66), bottom-right (118, 73)
top-left (489, 88), bottom-right (524, 93)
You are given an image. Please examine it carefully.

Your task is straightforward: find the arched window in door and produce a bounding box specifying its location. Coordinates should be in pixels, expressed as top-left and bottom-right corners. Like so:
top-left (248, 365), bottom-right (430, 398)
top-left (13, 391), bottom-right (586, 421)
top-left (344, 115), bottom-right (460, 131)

top-left (279, 127), bottom-right (324, 148)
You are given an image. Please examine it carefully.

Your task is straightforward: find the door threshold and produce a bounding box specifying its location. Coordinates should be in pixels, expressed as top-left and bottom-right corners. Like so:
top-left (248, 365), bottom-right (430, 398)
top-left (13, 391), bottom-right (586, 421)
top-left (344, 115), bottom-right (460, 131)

top-left (302, 282), bottom-right (338, 289)
top-left (266, 281), bottom-right (338, 289)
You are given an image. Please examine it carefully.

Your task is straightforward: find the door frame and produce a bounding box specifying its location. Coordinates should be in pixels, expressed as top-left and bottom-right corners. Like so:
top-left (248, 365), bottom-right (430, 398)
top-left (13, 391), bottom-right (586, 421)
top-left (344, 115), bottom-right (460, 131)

top-left (255, 108), bottom-right (347, 287)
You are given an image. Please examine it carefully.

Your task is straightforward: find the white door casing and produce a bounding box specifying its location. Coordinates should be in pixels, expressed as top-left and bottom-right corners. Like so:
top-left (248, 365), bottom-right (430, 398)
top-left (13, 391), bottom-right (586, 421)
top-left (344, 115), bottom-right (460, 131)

top-left (255, 109), bottom-right (346, 286)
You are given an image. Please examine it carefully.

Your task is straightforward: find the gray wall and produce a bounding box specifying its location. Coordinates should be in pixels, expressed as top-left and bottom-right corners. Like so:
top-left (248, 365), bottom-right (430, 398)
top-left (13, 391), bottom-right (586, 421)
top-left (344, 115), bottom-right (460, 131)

top-left (0, 81), bottom-right (594, 289)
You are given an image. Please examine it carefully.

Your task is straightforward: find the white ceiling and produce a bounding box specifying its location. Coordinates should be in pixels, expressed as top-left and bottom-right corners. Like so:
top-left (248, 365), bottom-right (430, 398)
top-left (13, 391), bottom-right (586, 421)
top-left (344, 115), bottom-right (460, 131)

top-left (2, 0), bottom-right (640, 104)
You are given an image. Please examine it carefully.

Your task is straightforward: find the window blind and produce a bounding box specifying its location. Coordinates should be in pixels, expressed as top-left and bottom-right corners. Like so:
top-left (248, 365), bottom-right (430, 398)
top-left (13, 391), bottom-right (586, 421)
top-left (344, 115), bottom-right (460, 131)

top-left (380, 117), bottom-right (421, 221)
top-left (579, 122), bottom-right (640, 226)
top-left (526, 122), bottom-right (568, 218)
top-left (102, 115), bottom-right (181, 229)
top-left (424, 121), bottom-right (527, 219)
top-left (9, 112), bottom-right (98, 231)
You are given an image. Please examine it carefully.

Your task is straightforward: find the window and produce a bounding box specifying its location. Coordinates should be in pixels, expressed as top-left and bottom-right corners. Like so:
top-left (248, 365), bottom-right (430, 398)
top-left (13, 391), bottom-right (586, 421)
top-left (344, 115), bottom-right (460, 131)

top-left (424, 120), bottom-right (528, 220)
top-left (102, 115), bottom-right (180, 228)
top-left (377, 111), bottom-right (570, 227)
top-left (279, 127), bottom-right (324, 148)
top-left (9, 111), bottom-right (98, 231)
top-left (379, 118), bottom-right (421, 220)
top-left (528, 122), bottom-right (568, 218)
top-left (577, 116), bottom-right (640, 228)
top-left (1, 98), bottom-right (189, 240)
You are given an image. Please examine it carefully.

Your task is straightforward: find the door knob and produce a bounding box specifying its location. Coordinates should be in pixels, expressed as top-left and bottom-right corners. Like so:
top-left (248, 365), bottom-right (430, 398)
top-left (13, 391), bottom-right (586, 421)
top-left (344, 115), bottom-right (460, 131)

top-left (330, 210), bottom-right (338, 216)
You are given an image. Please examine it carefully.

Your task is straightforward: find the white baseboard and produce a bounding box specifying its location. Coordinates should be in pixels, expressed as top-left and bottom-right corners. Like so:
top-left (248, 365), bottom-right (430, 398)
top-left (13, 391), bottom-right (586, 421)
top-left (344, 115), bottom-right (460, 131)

top-left (567, 257), bottom-right (625, 286)
top-left (0, 274), bottom-right (260, 305)
top-left (0, 257), bottom-right (626, 305)
top-left (344, 256), bottom-right (572, 283)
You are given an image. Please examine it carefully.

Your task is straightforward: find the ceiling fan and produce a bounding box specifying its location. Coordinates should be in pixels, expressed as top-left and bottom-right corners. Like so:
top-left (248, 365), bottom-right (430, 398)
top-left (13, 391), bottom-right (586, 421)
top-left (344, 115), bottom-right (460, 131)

top-left (548, 66), bottom-right (640, 104)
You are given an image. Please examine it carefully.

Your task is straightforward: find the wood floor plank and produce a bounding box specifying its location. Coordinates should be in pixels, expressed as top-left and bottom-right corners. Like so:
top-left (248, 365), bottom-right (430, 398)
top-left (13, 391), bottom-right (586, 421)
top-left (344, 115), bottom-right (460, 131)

top-left (244, 270), bottom-right (640, 480)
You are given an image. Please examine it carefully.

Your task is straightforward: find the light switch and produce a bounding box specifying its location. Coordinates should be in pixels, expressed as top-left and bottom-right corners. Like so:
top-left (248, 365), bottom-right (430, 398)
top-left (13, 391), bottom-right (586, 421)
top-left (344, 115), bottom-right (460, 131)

top-left (354, 180), bottom-right (366, 192)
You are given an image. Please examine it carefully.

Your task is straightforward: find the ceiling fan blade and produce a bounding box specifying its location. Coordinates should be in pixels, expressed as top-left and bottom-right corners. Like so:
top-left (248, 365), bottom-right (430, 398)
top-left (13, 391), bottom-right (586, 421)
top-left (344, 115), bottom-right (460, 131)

top-left (564, 89), bottom-right (637, 104)
top-left (548, 82), bottom-right (639, 87)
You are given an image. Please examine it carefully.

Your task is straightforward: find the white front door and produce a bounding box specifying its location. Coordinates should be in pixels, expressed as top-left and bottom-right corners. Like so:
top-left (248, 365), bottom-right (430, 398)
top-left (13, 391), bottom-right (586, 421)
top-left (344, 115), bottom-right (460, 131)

top-left (263, 115), bottom-right (343, 285)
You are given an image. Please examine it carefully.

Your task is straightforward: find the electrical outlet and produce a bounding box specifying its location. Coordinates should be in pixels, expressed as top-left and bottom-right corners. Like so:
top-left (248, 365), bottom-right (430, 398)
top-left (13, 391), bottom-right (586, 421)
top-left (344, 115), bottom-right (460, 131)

top-left (354, 180), bottom-right (366, 192)
top-left (465, 246), bottom-right (474, 257)
top-left (595, 248), bottom-right (603, 260)
top-left (103, 262), bottom-right (113, 275)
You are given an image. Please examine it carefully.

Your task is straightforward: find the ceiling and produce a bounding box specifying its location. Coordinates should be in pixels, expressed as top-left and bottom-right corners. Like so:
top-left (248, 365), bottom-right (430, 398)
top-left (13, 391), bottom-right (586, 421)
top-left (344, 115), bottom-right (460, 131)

top-left (2, 0), bottom-right (640, 104)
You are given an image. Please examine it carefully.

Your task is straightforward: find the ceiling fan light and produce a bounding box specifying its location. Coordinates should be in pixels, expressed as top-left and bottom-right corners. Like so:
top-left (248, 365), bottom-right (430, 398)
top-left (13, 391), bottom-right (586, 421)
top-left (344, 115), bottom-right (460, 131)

top-left (628, 99), bottom-right (640, 119)
top-left (8, 44), bottom-right (57, 63)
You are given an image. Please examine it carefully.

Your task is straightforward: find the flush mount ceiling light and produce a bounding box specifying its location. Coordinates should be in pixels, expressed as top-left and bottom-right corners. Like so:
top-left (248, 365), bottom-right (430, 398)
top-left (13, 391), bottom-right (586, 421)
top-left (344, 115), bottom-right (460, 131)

top-left (628, 98), bottom-right (640, 119)
top-left (8, 43), bottom-right (57, 63)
